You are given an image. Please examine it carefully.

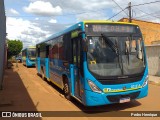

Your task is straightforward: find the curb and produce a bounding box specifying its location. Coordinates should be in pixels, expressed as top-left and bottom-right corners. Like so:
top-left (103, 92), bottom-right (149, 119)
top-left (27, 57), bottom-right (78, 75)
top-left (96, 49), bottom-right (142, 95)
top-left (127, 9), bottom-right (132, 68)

top-left (149, 80), bottom-right (160, 86)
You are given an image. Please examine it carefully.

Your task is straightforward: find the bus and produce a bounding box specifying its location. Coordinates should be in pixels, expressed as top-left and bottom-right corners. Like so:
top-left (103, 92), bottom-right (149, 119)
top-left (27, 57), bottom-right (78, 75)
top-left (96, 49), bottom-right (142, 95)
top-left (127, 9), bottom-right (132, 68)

top-left (36, 20), bottom-right (148, 106)
top-left (22, 46), bottom-right (36, 67)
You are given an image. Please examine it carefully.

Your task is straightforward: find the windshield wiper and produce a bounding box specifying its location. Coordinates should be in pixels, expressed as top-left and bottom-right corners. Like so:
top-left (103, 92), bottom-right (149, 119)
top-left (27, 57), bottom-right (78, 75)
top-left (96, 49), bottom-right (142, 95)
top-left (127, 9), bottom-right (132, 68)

top-left (101, 34), bottom-right (119, 55)
top-left (101, 34), bottom-right (123, 75)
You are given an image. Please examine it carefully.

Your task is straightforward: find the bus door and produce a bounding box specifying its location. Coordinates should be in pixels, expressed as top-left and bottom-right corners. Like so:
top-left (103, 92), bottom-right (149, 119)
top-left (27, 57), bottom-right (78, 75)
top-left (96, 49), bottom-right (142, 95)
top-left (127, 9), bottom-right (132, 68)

top-left (45, 45), bottom-right (50, 79)
top-left (72, 38), bottom-right (82, 99)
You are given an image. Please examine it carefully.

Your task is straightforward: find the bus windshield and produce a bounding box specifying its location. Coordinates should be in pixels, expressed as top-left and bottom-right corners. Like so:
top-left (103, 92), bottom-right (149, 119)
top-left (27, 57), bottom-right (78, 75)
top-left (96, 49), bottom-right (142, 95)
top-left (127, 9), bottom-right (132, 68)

top-left (87, 35), bottom-right (145, 77)
top-left (28, 48), bottom-right (36, 58)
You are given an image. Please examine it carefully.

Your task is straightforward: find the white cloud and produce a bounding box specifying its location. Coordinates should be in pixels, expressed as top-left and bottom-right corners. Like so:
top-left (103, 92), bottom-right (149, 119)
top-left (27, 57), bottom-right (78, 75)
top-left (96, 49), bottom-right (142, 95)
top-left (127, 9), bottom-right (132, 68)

top-left (7, 17), bottom-right (31, 39)
top-left (48, 0), bottom-right (114, 12)
top-left (8, 8), bottom-right (19, 15)
top-left (23, 1), bottom-right (62, 16)
top-left (46, 0), bottom-right (126, 21)
top-left (76, 12), bottom-right (107, 21)
top-left (48, 19), bottom-right (57, 23)
top-left (6, 17), bottom-right (50, 48)
top-left (56, 0), bottom-right (160, 22)
top-left (35, 18), bottom-right (39, 20)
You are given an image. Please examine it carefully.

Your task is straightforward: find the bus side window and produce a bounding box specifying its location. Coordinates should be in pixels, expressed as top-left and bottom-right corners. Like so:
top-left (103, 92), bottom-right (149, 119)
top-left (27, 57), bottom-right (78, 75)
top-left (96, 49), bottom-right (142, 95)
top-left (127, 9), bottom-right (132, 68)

top-left (63, 33), bottom-right (72, 63)
top-left (46, 45), bottom-right (49, 58)
top-left (73, 40), bottom-right (76, 64)
top-left (37, 48), bottom-right (40, 57)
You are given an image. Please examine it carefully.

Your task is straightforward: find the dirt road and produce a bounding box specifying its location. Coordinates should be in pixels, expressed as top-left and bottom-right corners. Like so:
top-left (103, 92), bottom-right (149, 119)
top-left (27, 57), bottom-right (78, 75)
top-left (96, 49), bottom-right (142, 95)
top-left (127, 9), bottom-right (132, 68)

top-left (1, 63), bottom-right (160, 120)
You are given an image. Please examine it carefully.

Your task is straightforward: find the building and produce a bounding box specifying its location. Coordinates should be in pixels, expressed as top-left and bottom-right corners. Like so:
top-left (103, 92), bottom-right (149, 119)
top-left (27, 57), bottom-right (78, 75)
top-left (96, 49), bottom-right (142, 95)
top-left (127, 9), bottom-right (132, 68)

top-left (119, 18), bottom-right (160, 45)
top-left (0, 0), bottom-right (6, 89)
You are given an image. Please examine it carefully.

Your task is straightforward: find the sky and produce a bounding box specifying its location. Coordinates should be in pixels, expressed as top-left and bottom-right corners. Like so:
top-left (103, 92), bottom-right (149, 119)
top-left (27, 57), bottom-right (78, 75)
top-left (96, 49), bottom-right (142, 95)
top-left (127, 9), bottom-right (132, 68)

top-left (4, 0), bottom-right (160, 48)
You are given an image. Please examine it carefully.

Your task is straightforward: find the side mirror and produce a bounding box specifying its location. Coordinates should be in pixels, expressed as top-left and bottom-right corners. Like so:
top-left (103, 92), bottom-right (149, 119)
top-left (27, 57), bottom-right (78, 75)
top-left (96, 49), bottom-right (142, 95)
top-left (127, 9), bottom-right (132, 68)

top-left (78, 31), bottom-right (85, 36)
top-left (71, 30), bottom-right (85, 39)
top-left (28, 54), bottom-right (31, 58)
top-left (63, 61), bottom-right (69, 67)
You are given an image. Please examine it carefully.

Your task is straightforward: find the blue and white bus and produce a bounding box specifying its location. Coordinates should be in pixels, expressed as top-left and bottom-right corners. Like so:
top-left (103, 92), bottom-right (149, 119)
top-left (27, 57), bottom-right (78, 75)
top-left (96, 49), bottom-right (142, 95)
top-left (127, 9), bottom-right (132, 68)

top-left (36, 20), bottom-right (148, 106)
top-left (22, 46), bottom-right (36, 67)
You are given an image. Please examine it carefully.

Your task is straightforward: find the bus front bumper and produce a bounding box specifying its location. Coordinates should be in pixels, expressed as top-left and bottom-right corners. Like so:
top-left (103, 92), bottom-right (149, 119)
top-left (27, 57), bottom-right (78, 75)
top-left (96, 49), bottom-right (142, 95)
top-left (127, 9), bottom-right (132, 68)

top-left (84, 85), bottom-right (148, 106)
top-left (27, 60), bottom-right (35, 66)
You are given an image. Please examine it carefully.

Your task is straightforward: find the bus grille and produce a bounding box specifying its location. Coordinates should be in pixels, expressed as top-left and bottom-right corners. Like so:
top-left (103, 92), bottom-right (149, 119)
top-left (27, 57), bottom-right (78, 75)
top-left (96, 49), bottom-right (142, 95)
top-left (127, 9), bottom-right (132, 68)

top-left (98, 75), bottom-right (143, 85)
top-left (30, 60), bottom-right (35, 62)
top-left (107, 91), bottom-right (140, 103)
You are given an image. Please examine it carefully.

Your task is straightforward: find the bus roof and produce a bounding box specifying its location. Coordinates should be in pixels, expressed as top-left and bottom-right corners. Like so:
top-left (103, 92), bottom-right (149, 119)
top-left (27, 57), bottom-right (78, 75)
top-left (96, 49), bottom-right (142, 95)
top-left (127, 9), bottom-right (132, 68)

top-left (22, 46), bottom-right (36, 51)
top-left (83, 20), bottom-right (138, 25)
top-left (37, 20), bottom-right (138, 45)
top-left (28, 46), bottom-right (36, 49)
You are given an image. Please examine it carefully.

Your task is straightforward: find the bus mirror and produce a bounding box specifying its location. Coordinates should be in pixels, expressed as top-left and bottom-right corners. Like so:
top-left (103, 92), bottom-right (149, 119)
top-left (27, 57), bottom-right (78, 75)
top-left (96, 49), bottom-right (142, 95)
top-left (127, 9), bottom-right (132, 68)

top-left (82, 38), bottom-right (88, 52)
top-left (71, 31), bottom-right (85, 38)
top-left (78, 31), bottom-right (85, 36)
top-left (28, 54), bottom-right (31, 57)
top-left (63, 61), bottom-right (69, 67)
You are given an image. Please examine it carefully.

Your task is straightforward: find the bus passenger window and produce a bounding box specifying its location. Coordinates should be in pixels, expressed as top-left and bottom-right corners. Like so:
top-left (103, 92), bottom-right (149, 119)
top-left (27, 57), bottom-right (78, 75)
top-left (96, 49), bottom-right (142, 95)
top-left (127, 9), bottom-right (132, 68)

top-left (37, 48), bottom-right (40, 57)
top-left (46, 46), bottom-right (49, 58)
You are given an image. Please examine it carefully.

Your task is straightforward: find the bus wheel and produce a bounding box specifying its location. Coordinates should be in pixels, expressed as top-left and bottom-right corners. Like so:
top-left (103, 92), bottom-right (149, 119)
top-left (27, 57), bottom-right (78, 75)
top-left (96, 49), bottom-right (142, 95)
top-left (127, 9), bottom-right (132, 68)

top-left (41, 67), bottom-right (45, 80)
top-left (42, 73), bottom-right (45, 80)
top-left (63, 78), bottom-right (71, 100)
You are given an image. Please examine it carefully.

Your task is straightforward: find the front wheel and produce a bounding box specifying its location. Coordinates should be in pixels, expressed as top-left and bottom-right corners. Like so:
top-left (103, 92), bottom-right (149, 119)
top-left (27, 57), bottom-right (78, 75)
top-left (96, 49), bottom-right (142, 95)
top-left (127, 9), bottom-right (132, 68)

top-left (63, 78), bottom-right (71, 100)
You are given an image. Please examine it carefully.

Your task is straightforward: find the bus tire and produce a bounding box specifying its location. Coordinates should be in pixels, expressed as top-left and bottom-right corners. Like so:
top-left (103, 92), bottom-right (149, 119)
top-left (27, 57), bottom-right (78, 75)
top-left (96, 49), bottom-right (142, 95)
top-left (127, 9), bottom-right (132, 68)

top-left (63, 77), bottom-right (71, 100)
top-left (41, 67), bottom-right (45, 80)
top-left (42, 72), bottom-right (45, 80)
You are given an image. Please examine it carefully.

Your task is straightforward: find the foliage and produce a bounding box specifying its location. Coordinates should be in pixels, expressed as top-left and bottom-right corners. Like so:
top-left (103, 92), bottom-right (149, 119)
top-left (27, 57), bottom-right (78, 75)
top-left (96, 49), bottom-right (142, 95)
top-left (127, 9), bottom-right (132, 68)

top-left (7, 40), bottom-right (23, 59)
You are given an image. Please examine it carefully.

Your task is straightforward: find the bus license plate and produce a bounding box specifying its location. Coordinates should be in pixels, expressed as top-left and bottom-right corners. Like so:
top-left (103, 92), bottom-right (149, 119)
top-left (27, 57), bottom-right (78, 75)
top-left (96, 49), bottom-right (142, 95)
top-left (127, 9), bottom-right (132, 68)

top-left (119, 97), bottom-right (130, 103)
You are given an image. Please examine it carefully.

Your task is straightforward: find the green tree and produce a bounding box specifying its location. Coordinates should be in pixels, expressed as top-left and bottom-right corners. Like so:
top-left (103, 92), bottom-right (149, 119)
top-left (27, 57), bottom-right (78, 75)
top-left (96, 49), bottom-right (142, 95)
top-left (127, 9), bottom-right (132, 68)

top-left (7, 40), bottom-right (23, 59)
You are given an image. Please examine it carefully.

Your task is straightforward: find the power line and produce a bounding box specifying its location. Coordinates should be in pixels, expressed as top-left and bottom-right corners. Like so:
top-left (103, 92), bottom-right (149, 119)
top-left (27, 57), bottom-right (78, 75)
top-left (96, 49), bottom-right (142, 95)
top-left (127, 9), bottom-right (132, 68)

top-left (111, 0), bottom-right (128, 17)
top-left (107, 0), bottom-right (160, 21)
top-left (132, 0), bottom-right (160, 7)
top-left (134, 8), bottom-right (160, 19)
top-left (138, 10), bottom-right (160, 19)
top-left (107, 7), bottom-right (127, 20)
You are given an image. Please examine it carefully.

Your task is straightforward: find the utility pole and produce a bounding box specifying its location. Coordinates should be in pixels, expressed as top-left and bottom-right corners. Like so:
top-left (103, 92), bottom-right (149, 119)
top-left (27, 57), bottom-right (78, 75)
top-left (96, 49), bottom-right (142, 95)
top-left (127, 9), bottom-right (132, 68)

top-left (128, 2), bottom-right (132, 23)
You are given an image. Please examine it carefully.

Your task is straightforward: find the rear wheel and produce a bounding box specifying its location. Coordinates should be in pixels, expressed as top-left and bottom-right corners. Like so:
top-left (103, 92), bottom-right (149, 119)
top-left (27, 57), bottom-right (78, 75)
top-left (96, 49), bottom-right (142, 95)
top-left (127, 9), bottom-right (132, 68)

top-left (63, 77), bottom-right (71, 100)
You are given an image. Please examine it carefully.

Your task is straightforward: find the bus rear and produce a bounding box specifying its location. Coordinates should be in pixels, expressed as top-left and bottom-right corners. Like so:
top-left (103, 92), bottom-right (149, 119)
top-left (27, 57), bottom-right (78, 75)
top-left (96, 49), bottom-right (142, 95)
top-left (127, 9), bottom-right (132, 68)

top-left (83, 21), bottom-right (148, 106)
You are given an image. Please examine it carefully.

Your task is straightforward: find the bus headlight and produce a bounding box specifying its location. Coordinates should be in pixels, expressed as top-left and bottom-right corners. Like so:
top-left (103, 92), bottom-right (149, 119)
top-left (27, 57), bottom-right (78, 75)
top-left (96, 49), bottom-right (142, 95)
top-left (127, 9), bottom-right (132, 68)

top-left (88, 80), bottom-right (102, 93)
top-left (142, 75), bottom-right (148, 88)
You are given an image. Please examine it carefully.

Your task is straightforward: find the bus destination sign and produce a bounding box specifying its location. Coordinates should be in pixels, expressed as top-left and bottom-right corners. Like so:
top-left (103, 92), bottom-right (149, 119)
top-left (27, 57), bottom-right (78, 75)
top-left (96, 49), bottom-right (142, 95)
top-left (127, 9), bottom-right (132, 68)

top-left (89, 24), bottom-right (136, 33)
